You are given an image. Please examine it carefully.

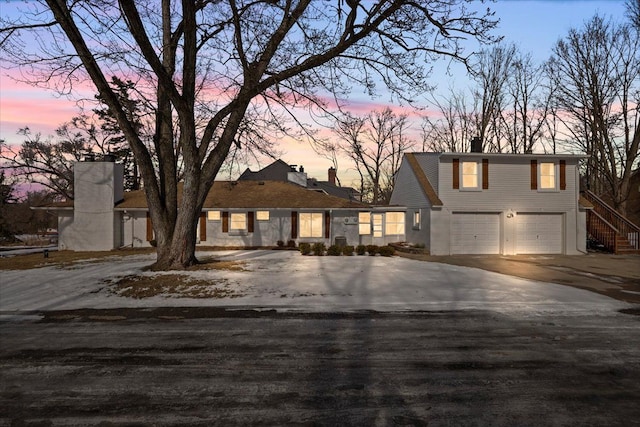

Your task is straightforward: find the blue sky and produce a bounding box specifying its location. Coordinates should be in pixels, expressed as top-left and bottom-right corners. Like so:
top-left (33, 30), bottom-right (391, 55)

top-left (0, 0), bottom-right (630, 183)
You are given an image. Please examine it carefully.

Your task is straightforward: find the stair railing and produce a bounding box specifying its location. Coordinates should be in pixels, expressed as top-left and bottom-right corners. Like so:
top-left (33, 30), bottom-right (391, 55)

top-left (583, 190), bottom-right (640, 252)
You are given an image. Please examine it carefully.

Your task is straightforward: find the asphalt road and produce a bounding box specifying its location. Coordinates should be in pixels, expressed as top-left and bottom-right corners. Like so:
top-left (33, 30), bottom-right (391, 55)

top-left (1, 307), bottom-right (639, 426)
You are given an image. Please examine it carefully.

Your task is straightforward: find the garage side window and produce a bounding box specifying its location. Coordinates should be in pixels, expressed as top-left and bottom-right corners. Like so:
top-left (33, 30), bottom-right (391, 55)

top-left (385, 212), bottom-right (405, 235)
top-left (256, 211), bottom-right (269, 221)
top-left (359, 212), bottom-right (371, 235)
top-left (207, 211), bottom-right (221, 221)
top-left (299, 212), bottom-right (323, 238)
top-left (413, 210), bottom-right (420, 230)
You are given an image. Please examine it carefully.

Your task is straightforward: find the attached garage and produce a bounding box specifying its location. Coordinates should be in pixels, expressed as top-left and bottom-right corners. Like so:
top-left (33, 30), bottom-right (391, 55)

top-left (516, 213), bottom-right (563, 254)
top-left (451, 212), bottom-right (501, 254)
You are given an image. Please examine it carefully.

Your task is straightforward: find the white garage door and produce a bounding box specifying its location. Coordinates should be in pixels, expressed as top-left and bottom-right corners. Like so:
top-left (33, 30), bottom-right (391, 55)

top-left (516, 213), bottom-right (563, 254)
top-left (451, 213), bottom-right (500, 254)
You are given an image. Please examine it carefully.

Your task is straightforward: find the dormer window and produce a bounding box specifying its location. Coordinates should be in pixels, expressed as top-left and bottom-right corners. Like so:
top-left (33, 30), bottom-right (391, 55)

top-left (539, 162), bottom-right (556, 189)
top-left (531, 160), bottom-right (566, 191)
top-left (462, 161), bottom-right (479, 189)
top-left (453, 158), bottom-right (489, 190)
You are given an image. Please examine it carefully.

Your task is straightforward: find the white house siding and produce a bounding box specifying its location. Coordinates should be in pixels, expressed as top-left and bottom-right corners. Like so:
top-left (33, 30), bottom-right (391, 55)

top-left (121, 211), bottom-right (152, 248)
top-left (57, 162), bottom-right (124, 251)
top-left (389, 156), bottom-right (434, 248)
top-left (432, 155), bottom-right (585, 255)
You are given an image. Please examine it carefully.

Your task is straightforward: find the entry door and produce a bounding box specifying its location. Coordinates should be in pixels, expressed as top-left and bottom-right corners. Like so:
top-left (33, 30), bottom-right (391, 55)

top-left (451, 213), bottom-right (500, 254)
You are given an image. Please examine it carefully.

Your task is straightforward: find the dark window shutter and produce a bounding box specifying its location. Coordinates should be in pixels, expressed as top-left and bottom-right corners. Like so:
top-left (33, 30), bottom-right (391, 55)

top-left (291, 211), bottom-right (298, 239)
top-left (482, 159), bottom-right (489, 189)
top-left (146, 212), bottom-right (153, 241)
top-left (324, 211), bottom-right (330, 239)
top-left (530, 160), bottom-right (538, 190)
top-left (248, 211), bottom-right (255, 233)
top-left (199, 213), bottom-right (206, 241)
top-left (222, 211), bottom-right (229, 233)
top-left (452, 158), bottom-right (460, 189)
top-left (560, 160), bottom-right (566, 190)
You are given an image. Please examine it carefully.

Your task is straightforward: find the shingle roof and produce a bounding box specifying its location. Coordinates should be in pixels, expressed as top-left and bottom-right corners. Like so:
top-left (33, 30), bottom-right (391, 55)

top-left (112, 180), bottom-right (368, 210)
top-left (405, 153), bottom-right (443, 207)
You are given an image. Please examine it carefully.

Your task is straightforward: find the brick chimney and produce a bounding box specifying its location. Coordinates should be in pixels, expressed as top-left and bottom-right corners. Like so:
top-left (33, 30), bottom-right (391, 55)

top-left (328, 167), bottom-right (336, 185)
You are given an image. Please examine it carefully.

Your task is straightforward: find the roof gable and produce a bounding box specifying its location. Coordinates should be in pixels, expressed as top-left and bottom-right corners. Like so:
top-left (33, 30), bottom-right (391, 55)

top-left (405, 153), bottom-right (443, 207)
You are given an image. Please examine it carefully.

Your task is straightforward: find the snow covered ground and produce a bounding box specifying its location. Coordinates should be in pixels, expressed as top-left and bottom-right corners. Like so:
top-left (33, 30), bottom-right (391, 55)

top-left (0, 250), bottom-right (632, 316)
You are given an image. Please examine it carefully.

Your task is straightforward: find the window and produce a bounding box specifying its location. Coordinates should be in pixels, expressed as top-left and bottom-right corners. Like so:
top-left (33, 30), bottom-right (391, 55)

top-left (230, 213), bottom-right (246, 230)
top-left (256, 211), bottom-right (269, 221)
top-left (372, 213), bottom-right (383, 237)
top-left (462, 161), bottom-right (479, 188)
top-left (299, 212), bottom-right (323, 238)
top-left (207, 211), bottom-right (221, 221)
top-left (385, 212), bottom-right (405, 235)
top-left (413, 210), bottom-right (420, 230)
top-left (540, 162), bottom-right (556, 189)
top-left (358, 212), bottom-right (371, 235)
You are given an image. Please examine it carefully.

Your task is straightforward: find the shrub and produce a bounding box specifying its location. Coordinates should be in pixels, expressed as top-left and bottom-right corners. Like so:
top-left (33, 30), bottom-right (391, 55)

top-left (277, 240), bottom-right (285, 247)
top-left (327, 245), bottom-right (342, 256)
top-left (149, 239), bottom-right (157, 248)
top-left (379, 245), bottom-right (395, 257)
top-left (312, 242), bottom-right (326, 256)
top-left (366, 244), bottom-right (379, 256)
top-left (299, 242), bottom-right (311, 255)
top-left (356, 244), bottom-right (366, 255)
top-left (287, 240), bottom-right (296, 248)
top-left (342, 245), bottom-right (354, 256)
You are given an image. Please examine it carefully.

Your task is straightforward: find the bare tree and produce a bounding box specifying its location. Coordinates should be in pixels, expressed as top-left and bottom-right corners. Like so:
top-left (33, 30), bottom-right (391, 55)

top-left (333, 108), bottom-right (413, 204)
top-left (547, 15), bottom-right (640, 214)
top-left (422, 88), bottom-right (479, 152)
top-left (471, 43), bottom-right (517, 152)
top-left (501, 50), bottom-right (549, 153)
top-left (1, 1), bottom-right (497, 269)
top-left (627, 0), bottom-right (640, 29)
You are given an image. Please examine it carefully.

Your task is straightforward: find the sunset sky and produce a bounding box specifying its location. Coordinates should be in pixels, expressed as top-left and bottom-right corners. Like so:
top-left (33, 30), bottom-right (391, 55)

top-left (0, 0), bottom-right (628, 188)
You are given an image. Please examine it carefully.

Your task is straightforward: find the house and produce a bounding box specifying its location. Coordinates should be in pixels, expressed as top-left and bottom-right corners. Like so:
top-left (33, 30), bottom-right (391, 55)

top-left (42, 159), bottom-right (405, 251)
top-left (389, 151), bottom-right (591, 255)
top-left (240, 159), bottom-right (361, 201)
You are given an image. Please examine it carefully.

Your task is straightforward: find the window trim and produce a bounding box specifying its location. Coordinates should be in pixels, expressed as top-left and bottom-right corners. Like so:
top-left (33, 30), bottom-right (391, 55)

top-left (454, 158), bottom-right (488, 191)
top-left (207, 210), bottom-right (221, 221)
top-left (358, 212), bottom-right (371, 235)
top-left (385, 211), bottom-right (405, 236)
top-left (230, 212), bottom-right (247, 231)
top-left (299, 212), bottom-right (324, 238)
top-left (460, 160), bottom-right (480, 190)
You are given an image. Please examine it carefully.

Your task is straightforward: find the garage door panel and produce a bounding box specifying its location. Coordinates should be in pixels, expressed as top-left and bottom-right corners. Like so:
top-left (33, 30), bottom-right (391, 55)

top-left (451, 213), bottom-right (500, 255)
top-left (516, 213), bottom-right (562, 254)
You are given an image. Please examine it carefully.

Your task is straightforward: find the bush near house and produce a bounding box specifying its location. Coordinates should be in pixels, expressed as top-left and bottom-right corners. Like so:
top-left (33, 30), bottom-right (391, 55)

top-left (379, 246), bottom-right (395, 257)
top-left (312, 242), bottom-right (326, 256)
top-left (299, 242), bottom-right (311, 255)
top-left (327, 245), bottom-right (341, 256)
top-left (366, 245), bottom-right (379, 256)
top-left (277, 240), bottom-right (285, 247)
top-left (342, 245), bottom-right (354, 256)
top-left (356, 245), bottom-right (366, 255)
top-left (287, 240), bottom-right (296, 248)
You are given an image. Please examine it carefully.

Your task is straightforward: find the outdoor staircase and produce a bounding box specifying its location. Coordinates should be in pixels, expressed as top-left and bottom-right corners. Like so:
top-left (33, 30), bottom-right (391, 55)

top-left (583, 190), bottom-right (640, 255)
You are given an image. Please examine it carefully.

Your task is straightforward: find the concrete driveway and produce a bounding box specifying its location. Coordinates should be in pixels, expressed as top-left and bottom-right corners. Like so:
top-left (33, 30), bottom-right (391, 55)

top-left (0, 250), bottom-right (633, 315)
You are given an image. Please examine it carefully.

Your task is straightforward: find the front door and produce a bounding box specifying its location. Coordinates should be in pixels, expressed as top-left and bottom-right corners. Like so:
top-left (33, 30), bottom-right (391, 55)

top-left (372, 213), bottom-right (384, 245)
